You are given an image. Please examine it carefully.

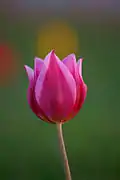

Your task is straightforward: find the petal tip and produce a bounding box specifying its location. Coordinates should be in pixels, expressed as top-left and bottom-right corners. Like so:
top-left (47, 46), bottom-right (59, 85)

top-left (78, 57), bottom-right (84, 64)
top-left (77, 57), bottom-right (84, 76)
top-left (24, 65), bottom-right (29, 71)
top-left (44, 49), bottom-right (59, 64)
top-left (51, 49), bottom-right (55, 53)
top-left (24, 65), bottom-right (34, 81)
top-left (34, 56), bottom-right (38, 61)
top-left (50, 49), bottom-right (56, 57)
top-left (79, 57), bottom-right (84, 61)
top-left (48, 50), bottom-right (55, 56)
top-left (70, 53), bottom-right (76, 57)
top-left (68, 54), bottom-right (76, 61)
top-left (34, 56), bottom-right (43, 62)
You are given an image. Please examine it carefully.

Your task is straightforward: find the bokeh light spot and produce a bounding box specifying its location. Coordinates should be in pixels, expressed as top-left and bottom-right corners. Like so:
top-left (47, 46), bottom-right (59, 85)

top-left (37, 21), bottom-right (79, 59)
top-left (0, 44), bottom-right (19, 85)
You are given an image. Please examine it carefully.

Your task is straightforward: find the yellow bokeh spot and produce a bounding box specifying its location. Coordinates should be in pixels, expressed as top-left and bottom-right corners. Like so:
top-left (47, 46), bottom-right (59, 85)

top-left (37, 21), bottom-right (79, 59)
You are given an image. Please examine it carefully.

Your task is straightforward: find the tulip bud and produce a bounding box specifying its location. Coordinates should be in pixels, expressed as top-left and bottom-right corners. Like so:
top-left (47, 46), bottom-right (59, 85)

top-left (24, 50), bottom-right (87, 123)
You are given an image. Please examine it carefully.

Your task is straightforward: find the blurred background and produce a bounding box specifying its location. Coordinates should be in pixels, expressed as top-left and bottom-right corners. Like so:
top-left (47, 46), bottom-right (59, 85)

top-left (0, 1), bottom-right (120, 180)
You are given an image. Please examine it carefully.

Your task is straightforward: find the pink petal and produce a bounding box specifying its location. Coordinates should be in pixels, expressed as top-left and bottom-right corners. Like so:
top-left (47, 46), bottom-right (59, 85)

top-left (24, 65), bottom-right (34, 82)
top-left (63, 78), bottom-right (87, 123)
top-left (24, 65), bottom-right (54, 123)
top-left (28, 83), bottom-right (55, 124)
top-left (74, 79), bottom-right (87, 112)
top-left (77, 58), bottom-right (83, 77)
top-left (34, 57), bottom-right (43, 80)
top-left (71, 58), bottom-right (87, 117)
top-left (35, 50), bottom-right (76, 122)
top-left (62, 58), bottom-right (87, 122)
top-left (74, 58), bottom-right (87, 113)
top-left (62, 54), bottom-right (77, 78)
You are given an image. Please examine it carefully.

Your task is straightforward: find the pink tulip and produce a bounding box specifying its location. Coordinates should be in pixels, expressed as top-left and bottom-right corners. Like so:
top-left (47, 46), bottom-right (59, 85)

top-left (24, 50), bottom-right (87, 124)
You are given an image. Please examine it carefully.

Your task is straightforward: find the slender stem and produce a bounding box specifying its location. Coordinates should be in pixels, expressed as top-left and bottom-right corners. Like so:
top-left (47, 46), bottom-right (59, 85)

top-left (57, 123), bottom-right (72, 180)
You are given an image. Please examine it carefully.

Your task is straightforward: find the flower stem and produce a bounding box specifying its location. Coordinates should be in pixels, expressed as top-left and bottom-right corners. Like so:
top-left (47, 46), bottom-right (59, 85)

top-left (57, 123), bottom-right (72, 180)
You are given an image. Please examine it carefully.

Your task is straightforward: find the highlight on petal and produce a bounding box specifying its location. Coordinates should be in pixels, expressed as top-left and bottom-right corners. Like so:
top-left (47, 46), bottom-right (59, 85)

top-left (62, 54), bottom-right (77, 78)
top-left (34, 57), bottom-right (43, 80)
top-left (35, 50), bottom-right (77, 122)
top-left (24, 65), bottom-right (34, 82)
top-left (77, 58), bottom-right (83, 77)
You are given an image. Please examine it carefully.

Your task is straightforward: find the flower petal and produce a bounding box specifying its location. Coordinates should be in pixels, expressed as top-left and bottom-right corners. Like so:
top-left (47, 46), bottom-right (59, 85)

top-left (62, 58), bottom-right (87, 122)
top-left (24, 65), bottom-right (54, 123)
top-left (24, 65), bottom-right (34, 82)
top-left (62, 80), bottom-right (87, 123)
top-left (34, 57), bottom-right (43, 80)
top-left (74, 79), bottom-right (87, 112)
top-left (62, 54), bottom-right (77, 78)
top-left (28, 83), bottom-right (55, 124)
top-left (35, 50), bottom-right (76, 122)
top-left (77, 58), bottom-right (83, 77)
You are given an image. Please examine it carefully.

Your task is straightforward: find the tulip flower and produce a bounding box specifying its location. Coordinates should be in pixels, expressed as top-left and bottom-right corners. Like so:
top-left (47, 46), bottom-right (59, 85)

top-left (24, 50), bottom-right (87, 180)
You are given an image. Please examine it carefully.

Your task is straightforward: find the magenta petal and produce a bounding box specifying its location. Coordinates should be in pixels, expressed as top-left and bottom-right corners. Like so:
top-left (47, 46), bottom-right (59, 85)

top-left (62, 58), bottom-right (87, 122)
top-left (76, 79), bottom-right (87, 110)
top-left (35, 50), bottom-right (76, 122)
top-left (34, 57), bottom-right (43, 80)
top-left (24, 66), bottom-right (54, 123)
top-left (62, 54), bottom-right (77, 78)
top-left (24, 65), bottom-right (36, 109)
top-left (77, 58), bottom-right (83, 77)
top-left (63, 79), bottom-right (87, 122)
top-left (24, 65), bottom-right (36, 107)
top-left (28, 82), bottom-right (55, 124)
top-left (24, 65), bottom-right (34, 82)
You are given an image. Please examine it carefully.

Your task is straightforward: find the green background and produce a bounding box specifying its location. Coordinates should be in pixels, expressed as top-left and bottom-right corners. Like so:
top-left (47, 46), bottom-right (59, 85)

top-left (0, 16), bottom-right (120, 180)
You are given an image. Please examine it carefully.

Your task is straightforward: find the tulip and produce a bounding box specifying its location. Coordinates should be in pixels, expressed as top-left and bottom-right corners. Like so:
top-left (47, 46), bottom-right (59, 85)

top-left (24, 50), bottom-right (87, 180)
top-left (24, 50), bottom-right (87, 123)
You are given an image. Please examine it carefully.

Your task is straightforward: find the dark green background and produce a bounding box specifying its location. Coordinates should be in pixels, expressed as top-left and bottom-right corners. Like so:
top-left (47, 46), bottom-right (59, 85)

top-left (0, 16), bottom-right (120, 180)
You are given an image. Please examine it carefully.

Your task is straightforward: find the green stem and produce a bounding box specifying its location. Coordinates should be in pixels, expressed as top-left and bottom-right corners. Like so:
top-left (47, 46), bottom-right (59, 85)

top-left (57, 123), bottom-right (72, 180)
